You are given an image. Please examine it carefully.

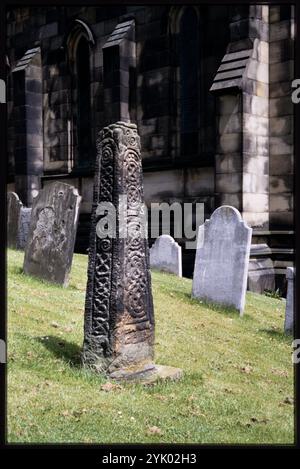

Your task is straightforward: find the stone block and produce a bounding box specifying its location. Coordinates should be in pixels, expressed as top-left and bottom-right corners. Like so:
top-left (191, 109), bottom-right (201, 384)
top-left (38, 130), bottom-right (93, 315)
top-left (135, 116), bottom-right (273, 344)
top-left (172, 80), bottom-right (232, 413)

top-left (270, 136), bottom-right (293, 156)
top-left (247, 60), bottom-right (269, 84)
top-left (270, 116), bottom-right (292, 136)
top-left (243, 173), bottom-right (269, 193)
top-left (270, 96), bottom-right (293, 117)
top-left (269, 81), bottom-right (291, 98)
top-left (269, 175), bottom-right (293, 194)
top-left (215, 153), bottom-right (242, 174)
top-left (270, 60), bottom-right (293, 82)
top-left (217, 133), bottom-right (241, 153)
top-left (269, 194), bottom-right (293, 212)
top-left (247, 257), bottom-right (275, 294)
top-left (243, 193), bottom-right (269, 213)
top-left (216, 173), bottom-right (242, 194)
top-left (270, 20), bottom-right (290, 42)
top-left (216, 193), bottom-right (242, 211)
top-left (269, 154), bottom-right (293, 175)
top-left (217, 94), bottom-right (241, 115)
top-left (185, 168), bottom-right (214, 196)
top-left (269, 39), bottom-right (293, 64)
top-left (243, 113), bottom-right (269, 136)
top-left (218, 113), bottom-right (241, 134)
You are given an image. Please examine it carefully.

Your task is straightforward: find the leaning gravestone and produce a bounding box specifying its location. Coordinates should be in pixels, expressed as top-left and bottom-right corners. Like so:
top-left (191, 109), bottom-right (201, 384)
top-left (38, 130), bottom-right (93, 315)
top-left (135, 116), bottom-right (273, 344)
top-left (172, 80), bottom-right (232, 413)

top-left (7, 192), bottom-right (32, 250)
top-left (7, 192), bottom-right (22, 249)
top-left (284, 267), bottom-right (295, 334)
top-left (192, 206), bottom-right (252, 315)
top-left (82, 122), bottom-right (182, 383)
top-left (150, 235), bottom-right (182, 277)
top-left (23, 182), bottom-right (81, 286)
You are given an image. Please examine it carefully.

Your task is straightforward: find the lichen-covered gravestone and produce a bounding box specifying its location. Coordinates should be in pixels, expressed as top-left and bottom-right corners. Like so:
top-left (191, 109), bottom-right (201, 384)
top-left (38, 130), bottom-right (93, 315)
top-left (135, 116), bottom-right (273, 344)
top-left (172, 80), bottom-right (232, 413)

top-left (150, 235), bottom-right (182, 277)
top-left (7, 192), bottom-right (22, 249)
top-left (23, 182), bottom-right (81, 286)
top-left (192, 206), bottom-right (252, 315)
top-left (284, 267), bottom-right (295, 334)
top-left (82, 122), bottom-right (182, 382)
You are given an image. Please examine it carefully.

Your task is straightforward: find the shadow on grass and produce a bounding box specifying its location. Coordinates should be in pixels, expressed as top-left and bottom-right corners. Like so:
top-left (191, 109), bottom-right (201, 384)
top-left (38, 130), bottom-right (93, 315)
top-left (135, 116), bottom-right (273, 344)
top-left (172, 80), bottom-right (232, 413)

top-left (175, 291), bottom-right (249, 318)
top-left (259, 328), bottom-right (290, 342)
top-left (37, 335), bottom-right (82, 367)
top-left (9, 265), bottom-right (24, 276)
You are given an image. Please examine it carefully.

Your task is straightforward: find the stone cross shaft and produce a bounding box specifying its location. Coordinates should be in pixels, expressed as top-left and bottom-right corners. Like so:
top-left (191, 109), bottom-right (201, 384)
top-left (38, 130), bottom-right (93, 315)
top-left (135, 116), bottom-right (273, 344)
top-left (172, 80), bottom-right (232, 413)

top-left (83, 122), bottom-right (155, 373)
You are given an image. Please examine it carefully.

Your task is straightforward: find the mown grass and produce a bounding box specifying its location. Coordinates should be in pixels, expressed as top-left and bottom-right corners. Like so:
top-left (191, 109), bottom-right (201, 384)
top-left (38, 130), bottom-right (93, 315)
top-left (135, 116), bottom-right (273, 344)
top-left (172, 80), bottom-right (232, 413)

top-left (7, 248), bottom-right (294, 444)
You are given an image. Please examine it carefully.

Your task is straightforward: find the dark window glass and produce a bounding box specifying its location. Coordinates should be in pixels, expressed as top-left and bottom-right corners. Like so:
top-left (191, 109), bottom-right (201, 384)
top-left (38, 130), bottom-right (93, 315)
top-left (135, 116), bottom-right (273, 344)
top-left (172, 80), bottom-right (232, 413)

top-left (76, 37), bottom-right (91, 165)
top-left (179, 8), bottom-right (199, 156)
top-left (280, 5), bottom-right (291, 21)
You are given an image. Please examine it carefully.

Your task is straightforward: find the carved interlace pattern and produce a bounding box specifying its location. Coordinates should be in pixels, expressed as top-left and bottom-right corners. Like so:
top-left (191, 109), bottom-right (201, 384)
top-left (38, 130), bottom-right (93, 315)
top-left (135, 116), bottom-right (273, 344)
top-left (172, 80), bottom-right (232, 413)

top-left (84, 122), bottom-right (154, 365)
top-left (91, 136), bottom-right (115, 353)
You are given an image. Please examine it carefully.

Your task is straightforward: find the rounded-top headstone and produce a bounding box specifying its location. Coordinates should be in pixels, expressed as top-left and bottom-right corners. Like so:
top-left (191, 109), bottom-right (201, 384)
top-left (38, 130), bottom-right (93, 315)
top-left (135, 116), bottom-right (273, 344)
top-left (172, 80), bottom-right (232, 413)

top-left (150, 234), bottom-right (182, 277)
top-left (192, 205), bottom-right (252, 315)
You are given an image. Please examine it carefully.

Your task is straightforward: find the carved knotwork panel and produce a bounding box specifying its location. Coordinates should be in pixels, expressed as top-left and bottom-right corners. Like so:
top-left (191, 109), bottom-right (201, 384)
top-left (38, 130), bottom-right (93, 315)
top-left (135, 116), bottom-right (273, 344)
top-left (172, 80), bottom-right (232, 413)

top-left (83, 122), bottom-right (154, 371)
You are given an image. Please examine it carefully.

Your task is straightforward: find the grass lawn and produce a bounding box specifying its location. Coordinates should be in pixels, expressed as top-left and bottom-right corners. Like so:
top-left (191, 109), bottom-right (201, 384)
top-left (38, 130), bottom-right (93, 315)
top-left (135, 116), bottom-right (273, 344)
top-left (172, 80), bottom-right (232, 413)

top-left (7, 248), bottom-right (294, 444)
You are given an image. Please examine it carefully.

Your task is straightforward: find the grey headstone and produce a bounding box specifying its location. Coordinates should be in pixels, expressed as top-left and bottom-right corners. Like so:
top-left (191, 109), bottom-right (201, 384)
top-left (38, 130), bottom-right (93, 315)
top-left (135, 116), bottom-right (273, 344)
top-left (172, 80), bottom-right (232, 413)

top-left (192, 205), bottom-right (252, 315)
top-left (284, 267), bottom-right (294, 334)
top-left (23, 181), bottom-right (81, 286)
top-left (150, 235), bottom-right (182, 277)
top-left (7, 192), bottom-right (22, 249)
top-left (18, 207), bottom-right (32, 249)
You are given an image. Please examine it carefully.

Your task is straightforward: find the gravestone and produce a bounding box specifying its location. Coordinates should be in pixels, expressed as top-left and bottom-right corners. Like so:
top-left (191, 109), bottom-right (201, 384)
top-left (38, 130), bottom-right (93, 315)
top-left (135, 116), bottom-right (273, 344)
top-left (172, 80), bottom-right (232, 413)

top-left (284, 267), bottom-right (295, 334)
top-left (150, 235), bottom-right (182, 277)
top-left (18, 207), bottom-right (32, 249)
top-left (192, 206), bottom-right (252, 315)
top-left (7, 192), bottom-right (33, 250)
top-left (23, 181), bottom-right (81, 286)
top-left (82, 122), bottom-right (182, 382)
top-left (7, 192), bottom-right (22, 249)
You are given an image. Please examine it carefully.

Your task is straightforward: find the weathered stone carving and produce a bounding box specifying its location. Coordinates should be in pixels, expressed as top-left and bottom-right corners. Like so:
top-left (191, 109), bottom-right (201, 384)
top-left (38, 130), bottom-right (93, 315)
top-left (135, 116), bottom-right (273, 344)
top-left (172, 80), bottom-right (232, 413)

top-left (23, 182), bottom-right (81, 286)
top-left (83, 122), bottom-right (154, 373)
top-left (82, 122), bottom-right (182, 382)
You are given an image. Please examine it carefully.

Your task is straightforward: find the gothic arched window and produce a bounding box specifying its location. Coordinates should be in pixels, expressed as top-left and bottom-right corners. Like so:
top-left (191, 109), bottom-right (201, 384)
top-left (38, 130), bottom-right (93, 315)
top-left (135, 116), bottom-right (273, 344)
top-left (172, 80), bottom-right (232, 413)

top-left (67, 21), bottom-right (94, 170)
top-left (178, 7), bottom-right (199, 156)
top-left (75, 36), bottom-right (91, 164)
